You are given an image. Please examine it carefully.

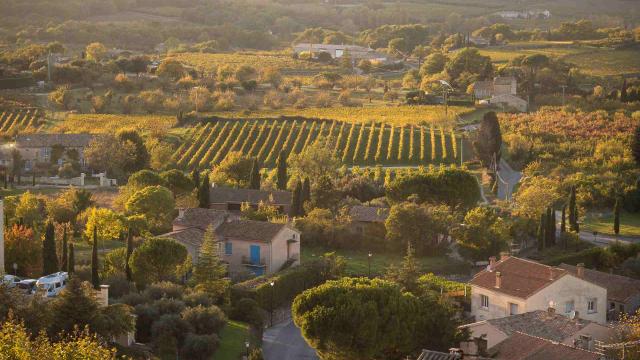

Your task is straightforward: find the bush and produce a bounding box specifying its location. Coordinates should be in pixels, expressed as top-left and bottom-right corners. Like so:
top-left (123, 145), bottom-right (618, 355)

top-left (143, 281), bottom-right (184, 300)
top-left (152, 297), bottom-right (186, 316)
top-left (230, 298), bottom-right (264, 327)
top-left (151, 314), bottom-right (192, 352)
top-left (103, 273), bottom-right (135, 299)
top-left (74, 264), bottom-right (92, 283)
top-left (183, 291), bottom-right (215, 308)
top-left (181, 305), bottom-right (226, 335)
top-left (58, 163), bottom-right (80, 178)
top-left (119, 292), bottom-right (147, 306)
top-left (181, 333), bottom-right (219, 360)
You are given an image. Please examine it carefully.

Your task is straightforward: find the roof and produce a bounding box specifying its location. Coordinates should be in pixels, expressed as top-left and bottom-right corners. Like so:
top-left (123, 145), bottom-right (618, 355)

top-left (293, 43), bottom-right (373, 52)
top-left (209, 186), bottom-right (291, 205)
top-left (473, 81), bottom-right (493, 92)
top-left (173, 208), bottom-right (233, 230)
top-left (349, 205), bottom-right (389, 223)
top-left (466, 310), bottom-right (597, 343)
top-left (559, 263), bottom-right (640, 303)
top-left (217, 220), bottom-right (287, 242)
top-left (494, 76), bottom-right (516, 85)
top-left (15, 134), bottom-right (94, 148)
top-left (489, 332), bottom-right (603, 360)
top-left (416, 350), bottom-right (460, 360)
top-left (470, 257), bottom-right (568, 299)
top-left (159, 227), bottom-right (206, 248)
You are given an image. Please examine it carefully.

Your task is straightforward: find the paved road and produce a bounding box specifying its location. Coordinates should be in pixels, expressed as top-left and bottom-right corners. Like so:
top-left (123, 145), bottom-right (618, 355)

top-left (496, 159), bottom-right (522, 201)
top-left (263, 319), bottom-right (319, 360)
top-left (552, 210), bottom-right (640, 247)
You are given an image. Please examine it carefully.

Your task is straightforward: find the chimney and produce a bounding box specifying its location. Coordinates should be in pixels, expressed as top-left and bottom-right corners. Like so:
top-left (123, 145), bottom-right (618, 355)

top-left (495, 271), bottom-right (502, 288)
top-left (549, 268), bottom-right (555, 281)
top-left (500, 251), bottom-right (510, 261)
top-left (96, 285), bottom-right (109, 307)
top-left (489, 256), bottom-right (496, 270)
top-left (178, 208), bottom-right (185, 218)
top-left (548, 307), bottom-right (556, 314)
top-left (576, 263), bottom-right (584, 278)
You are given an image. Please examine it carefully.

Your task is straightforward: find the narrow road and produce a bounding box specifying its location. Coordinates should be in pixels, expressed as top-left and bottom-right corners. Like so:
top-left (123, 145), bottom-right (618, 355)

top-left (553, 210), bottom-right (640, 247)
top-left (263, 319), bottom-right (318, 360)
top-left (496, 159), bottom-right (522, 201)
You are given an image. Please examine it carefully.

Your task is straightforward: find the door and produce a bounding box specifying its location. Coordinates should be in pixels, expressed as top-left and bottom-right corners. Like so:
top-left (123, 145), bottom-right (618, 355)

top-left (250, 245), bottom-right (261, 265)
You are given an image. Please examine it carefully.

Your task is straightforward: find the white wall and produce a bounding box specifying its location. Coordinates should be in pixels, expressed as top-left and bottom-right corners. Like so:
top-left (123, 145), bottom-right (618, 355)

top-left (461, 322), bottom-right (508, 349)
top-left (471, 286), bottom-right (526, 321)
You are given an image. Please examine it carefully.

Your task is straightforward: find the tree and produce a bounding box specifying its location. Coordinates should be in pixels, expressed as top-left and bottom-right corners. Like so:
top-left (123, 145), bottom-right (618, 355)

top-left (568, 185), bottom-right (579, 232)
top-left (412, 45), bottom-right (430, 67)
top-left (386, 202), bottom-right (450, 255)
top-left (4, 224), bottom-right (39, 277)
top-left (125, 228), bottom-right (133, 282)
top-left (84, 134), bottom-right (137, 181)
top-left (82, 207), bottom-right (126, 242)
top-left (420, 52), bottom-right (446, 76)
top-left (129, 237), bottom-right (188, 288)
top-left (85, 42), bottom-right (107, 62)
top-left (67, 242), bottom-right (75, 274)
top-left (210, 151), bottom-right (254, 188)
top-left (198, 174), bottom-right (210, 209)
top-left (161, 169), bottom-right (193, 197)
top-left (125, 185), bottom-right (176, 234)
top-left (181, 333), bottom-right (219, 360)
top-left (473, 111), bottom-right (502, 169)
top-left (444, 47), bottom-right (491, 81)
top-left (290, 180), bottom-right (302, 217)
top-left (249, 159), bottom-right (261, 190)
top-left (288, 141), bottom-right (340, 183)
top-left (633, 125), bottom-right (640, 167)
top-left (191, 168), bottom-right (200, 190)
top-left (385, 243), bottom-right (420, 293)
top-left (157, 58), bottom-right (185, 79)
top-left (537, 212), bottom-right (546, 251)
top-left (193, 225), bottom-right (229, 300)
top-left (14, 191), bottom-right (44, 229)
top-left (614, 196), bottom-right (621, 235)
top-left (310, 175), bottom-right (340, 211)
top-left (546, 207), bottom-right (556, 246)
top-left (42, 221), bottom-right (58, 275)
top-left (117, 129), bottom-right (150, 174)
top-left (60, 226), bottom-right (67, 272)
top-left (454, 207), bottom-right (509, 261)
top-left (301, 177), bottom-right (311, 214)
top-left (276, 151), bottom-right (288, 190)
top-left (91, 226), bottom-right (100, 289)
top-left (560, 205), bottom-right (567, 233)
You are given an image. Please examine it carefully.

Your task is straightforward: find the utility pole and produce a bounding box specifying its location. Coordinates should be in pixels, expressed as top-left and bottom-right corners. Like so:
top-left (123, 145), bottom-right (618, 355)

top-left (560, 85), bottom-right (567, 106)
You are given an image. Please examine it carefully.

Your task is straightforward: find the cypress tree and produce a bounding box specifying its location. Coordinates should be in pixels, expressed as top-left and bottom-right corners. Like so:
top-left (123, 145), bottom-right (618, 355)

top-left (3, 172), bottom-right (7, 189)
top-left (537, 212), bottom-right (546, 251)
top-left (67, 243), bottom-right (75, 274)
top-left (91, 226), bottom-right (100, 289)
top-left (301, 177), bottom-right (311, 215)
top-left (560, 205), bottom-right (567, 234)
top-left (621, 79), bottom-right (628, 102)
top-left (276, 151), bottom-right (287, 191)
top-left (60, 226), bottom-right (68, 272)
top-left (42, 221), bottom-right (58, 275)
top-left (198, 174), bottom-right (210, 208)
top-left (614, 196), bottom-right (621, 235)
top-left (125, 227), bottom-right (133, 282)
top-left (249, 159), bottom-right (261, 190)
top-left (290, 180), bottom-right (302, 217)
top-left (548, 207), bottom-right (556, 246)
top-left (568, 186), bottom-right (578, 232)
top-left (634, 125), bottom-right (640, 168)
top-left (191, 168), bottom-right (200, 190)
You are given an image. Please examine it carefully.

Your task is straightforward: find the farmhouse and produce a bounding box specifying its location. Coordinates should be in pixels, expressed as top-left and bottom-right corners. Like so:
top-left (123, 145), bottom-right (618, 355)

top-left (348, 205), bottom-right (389, 237)
top-left (209, 185), bottom-right (292, 214)
top-left (160, 208), bottom-right (300, 278)
top-left (469, 255), bottom-right (607, 324)
top-left (10, 133), bottom-right (94, 171)
top-left (487, 94), bottom-right (528, 112)
top-left (292, 43), bottom-right (388, 62)
top-left (559, 263), bottom-right (640, 319)
top-left (473, 77), bottom-right (517, 100)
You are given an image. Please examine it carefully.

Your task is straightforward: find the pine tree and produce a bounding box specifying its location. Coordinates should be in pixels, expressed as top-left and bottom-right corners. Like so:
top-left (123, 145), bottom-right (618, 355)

top-left (193, 225), bottom-right (228, 298)
top-left (614, 196), bottom-right (621, 235)
top-left (42, 221), bottom-right (58, 274)
top-left (397, 242), bottom-right (420, 293)
top-left (125, 227), bottom-right (133, 282)
top-left (67, 243), bottom-right (75, 274)
top-left (198, 174), bottom-right (210, 208)
top-left (60, 226), bottom-right (68, 271)
top-left (249, 159), bottom-right (261, 190)
top-left (191, 168), bottom-right (200, 190)
top-left (290, 180), bottom-right (302, 217)
top-left (301, 177), bottom-right (311, 216)
top-left (560, 205), bottom-right (566, 234)
top-left (276, 151), bottom-right (287, 190)
top-left (91, 226), bottom-right (100, 289)
top-left (537, 212), bottom-right (546, 251)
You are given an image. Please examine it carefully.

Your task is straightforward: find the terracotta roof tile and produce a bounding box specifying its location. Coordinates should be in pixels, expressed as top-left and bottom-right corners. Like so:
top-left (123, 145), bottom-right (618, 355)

top-left (217, 220), bottom-right (287, 242)
top-left (559, 263), bottom-right (640, 303)
top-left (489, 332), bottom-right (602, 360)
top-left (158, 227), bottom-right (205, 248)
top-left (481, 310), bottom-right (597, 342)
top-left (16, 133), bottom-right (94, 148)
top-left (349, 205), bottom-right (389, 223)
top-left (209, 186), bottom-right (291, 205)
top-left (173, 208), bottom-right (235, 230)
top-left (470, 257), bottom-right (567, 299)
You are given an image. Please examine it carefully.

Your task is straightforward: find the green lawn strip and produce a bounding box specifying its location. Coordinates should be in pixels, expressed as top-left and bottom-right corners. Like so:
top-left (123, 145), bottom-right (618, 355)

top-left (583, 211), bottom-right (640, 237)
top-left (301, 246), bottom-right (469, 277)
top-left (214, 320), bottom-right (251, 360)
top-left (72, 238), bottom-right (125, 263)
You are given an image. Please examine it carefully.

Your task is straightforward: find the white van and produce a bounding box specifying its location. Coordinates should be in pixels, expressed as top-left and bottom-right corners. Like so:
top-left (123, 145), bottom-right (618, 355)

top-left (35, 272), bottom-right (68, 297)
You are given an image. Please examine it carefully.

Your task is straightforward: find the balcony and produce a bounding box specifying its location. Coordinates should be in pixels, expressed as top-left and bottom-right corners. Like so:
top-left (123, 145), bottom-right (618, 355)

top-left (241, 255), bottom-right (266, 267)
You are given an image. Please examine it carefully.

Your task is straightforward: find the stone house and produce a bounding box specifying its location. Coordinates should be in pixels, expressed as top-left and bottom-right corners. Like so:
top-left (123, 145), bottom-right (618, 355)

top-left (472, 77), bottom-right (517, 100)
top-left (160, 208), bottom-right (300, 278)
top-left (292, 43), bottom-right (388, 62)
top-left (559, 263), bottom-right (640, 320)
top-left (11, 133), bottom-right (94, 171)
top-left (209, 186), bottom-right (292, 214)
top-left (487, 94), bottom-right (528, 112)
top-left (348, 205), bottom-right (388, 236)
top-left (469, 255), bottom-right (607, 324)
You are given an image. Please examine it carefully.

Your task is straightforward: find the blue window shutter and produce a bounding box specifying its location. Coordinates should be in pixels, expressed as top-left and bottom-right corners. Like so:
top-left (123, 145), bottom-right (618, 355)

top-left (225, 242), bottom-right (232, 255)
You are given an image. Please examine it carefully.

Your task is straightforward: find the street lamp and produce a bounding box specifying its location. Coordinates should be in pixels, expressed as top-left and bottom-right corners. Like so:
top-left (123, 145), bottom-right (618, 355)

top-left (245, 341), bottom-right (250, 357)
top-left (269, 281), bottom-right (275, 327)
top-left (367, 253), bottom-right (372, 278)
top-left (12, 263), bottom-right (17, 276)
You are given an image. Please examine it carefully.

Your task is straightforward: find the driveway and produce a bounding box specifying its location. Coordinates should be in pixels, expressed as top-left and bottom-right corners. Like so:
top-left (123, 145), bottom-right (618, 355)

top-left (496, 159), bottom-right (522, 201)
top-left (263, 319), bottom-right (318, 360)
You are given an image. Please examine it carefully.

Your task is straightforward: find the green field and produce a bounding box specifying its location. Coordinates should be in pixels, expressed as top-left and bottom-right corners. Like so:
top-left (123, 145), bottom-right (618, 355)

top-left (214, 321), bottom-right (252, 360)
top-left (583, 211), bottom-right (640, 237)
top-left (172, 118), bottom-right (462, 168)
top-left (301, 246), bottom-right (470, 277)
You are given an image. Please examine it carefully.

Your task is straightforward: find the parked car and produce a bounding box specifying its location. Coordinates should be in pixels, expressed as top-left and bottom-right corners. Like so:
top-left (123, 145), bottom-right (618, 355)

top-left (2, 275), bottom-right (21, 288)
top-left (35, 272), bottom-right (68, 297)
top-left (16, 279), bottom-right (37, 294)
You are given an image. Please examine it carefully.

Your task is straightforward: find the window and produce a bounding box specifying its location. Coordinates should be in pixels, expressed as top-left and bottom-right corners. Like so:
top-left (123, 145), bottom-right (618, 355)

top-left (587, 298), bottom-right (597, 314)
top-left (480, 295), bottom-right (489, 309)
top-left (225, 242), bottom-right (233, 255)
top-left (620, 304), bottom-right (625, 313)
top-left (509, 303), bottom-right (518, 315)
top-left (565, 300), bottom-right (575, 314)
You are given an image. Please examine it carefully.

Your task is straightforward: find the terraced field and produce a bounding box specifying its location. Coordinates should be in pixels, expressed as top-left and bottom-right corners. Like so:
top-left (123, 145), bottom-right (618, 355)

top-left (172, 118), bottom-right (461, 168)
top-left (0, 108), bottom-right (43, 134)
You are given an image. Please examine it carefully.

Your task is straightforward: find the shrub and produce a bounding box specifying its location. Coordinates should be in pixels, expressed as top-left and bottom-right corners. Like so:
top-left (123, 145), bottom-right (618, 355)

top-left (151, 314), bottom-right (192, 353)
top-left (120, 292), bottom-right (147, 306)
top-left (230, 298), bottom-right (264, 327)
top-left (315, 92), bottom-right (332, 108)
top-left (103, 273), bottom-right (135, 299)
top-left (181, 333), bottom-right (219, 360)
top-left (152, 297), bottom-right (186, 316)
top-left (143, 281), bottom-right (184, 300)
top-left (181, 305), bottom-right (227, 335)
top-left (183, 290), bottom-right (216, 308)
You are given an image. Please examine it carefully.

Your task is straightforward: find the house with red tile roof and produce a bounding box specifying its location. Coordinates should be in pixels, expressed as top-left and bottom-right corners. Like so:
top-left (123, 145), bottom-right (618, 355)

top-left (489, 332), bottom-right (605, 360)
top-left (469, 255), bottom-right (607, 324)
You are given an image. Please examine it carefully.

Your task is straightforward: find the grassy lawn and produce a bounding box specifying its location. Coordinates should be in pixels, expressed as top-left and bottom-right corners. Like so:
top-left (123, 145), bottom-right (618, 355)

top-left (583, 211), bottom-right (640, 237)
top-left (302, 246), bottom-right (469, 277)
top-left (72, 238), bottom-right (125, 263)
top-left (213, 320), bottom-right (252, 360)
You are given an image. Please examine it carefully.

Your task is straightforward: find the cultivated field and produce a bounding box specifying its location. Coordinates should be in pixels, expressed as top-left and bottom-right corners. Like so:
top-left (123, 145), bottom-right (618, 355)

top-left (0, 108), bottom-right (43, 134)
top-left (52, 114), bottom-right (177, 134)
top-left (171, 51), bottom-right (339, 73)
top-left (172, 118), bottom-right (461, 168)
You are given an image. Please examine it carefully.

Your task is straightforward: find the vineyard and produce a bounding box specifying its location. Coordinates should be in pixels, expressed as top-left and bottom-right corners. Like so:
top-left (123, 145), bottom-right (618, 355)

top-left (172, 118), bottom-right (462, 169)
top-left (52, 114), bottom-right (177, 134)
top-left (0, 108), bottom-right (43, 135)
top-left (172, 51), bottom-right (338, 73)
